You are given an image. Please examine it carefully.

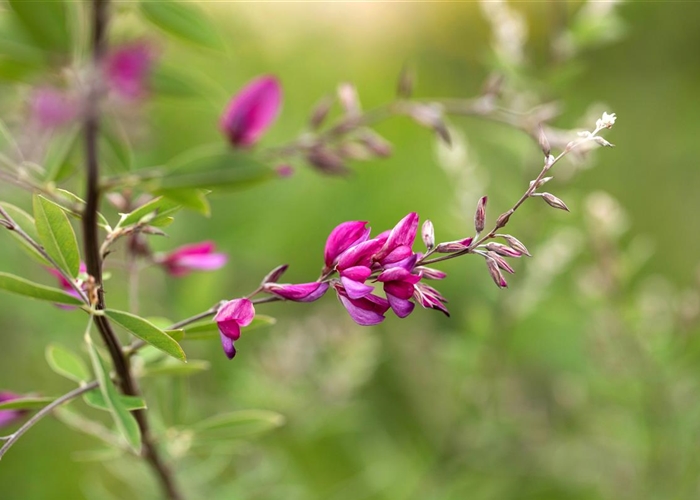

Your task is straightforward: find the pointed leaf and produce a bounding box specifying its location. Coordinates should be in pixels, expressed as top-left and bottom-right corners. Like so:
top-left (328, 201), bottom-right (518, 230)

top-left (0, 202), bottom-right (50, 265)
top-left (142, 359), bottom-right (210, 377)
top-left (85, 331), bottom-right (142, 453)
top-left (46, 343), bottom-right (90, 383)
top-left (8, 0), bottom-right (71, 53)
top-left (0, 396), bottom-right (55, 410)
top-left (192, 410), bottom-right (285, 441)
top-left (0, 272), bottom-right (82, 305)
top-left (117, 196), bottom-right (181, 229)
top-left (44, 126), bottom-right (80, 181)
top-left (83, 391), bottom-right (147, 412)
top-left (55, 189), bottom-right (111, 230)
top-left (105, 309), bottom-right (186, 361)
top-left (150, 64), bottom-right (202, 97)
top-left (139, 0), bottom-right (222, 50)
top-left (33, 194), bottom-right (80, 278)
top-left (158, 189), bottom-right (210, 216)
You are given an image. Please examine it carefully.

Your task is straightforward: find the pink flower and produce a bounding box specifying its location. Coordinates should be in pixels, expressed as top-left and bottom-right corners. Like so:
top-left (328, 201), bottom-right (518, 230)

top-left (377, 266), bottom-right (422, 318)
top-left (0, 392), bottom-right (27, 428)
top-left (47, 263), bottom-right (86, 309)
top-left (324, 220), bottom-right (371, 270)
top-left (333, 283), bottom-right (390, 326)
top-left (263, 281), bottom-right (329, 302)
top-left (412, 282), bottom-right (449, 316)
top-left (214, 298), bottom-right (255, 359)
top-left (276, 164), bottom-right (295, 178)
top-left (220, 75), bottom-right (282, 148)
top-left (105, 42), bottom-right (155, 100)
top-left (29, 87), bottom-right (78, 129)
top-left (158, 242), bottom-right (227, 277)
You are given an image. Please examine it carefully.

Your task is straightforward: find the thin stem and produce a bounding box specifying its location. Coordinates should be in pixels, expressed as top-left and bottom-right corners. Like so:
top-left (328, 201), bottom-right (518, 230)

top-left (0, 381), bottom-right (99, 460)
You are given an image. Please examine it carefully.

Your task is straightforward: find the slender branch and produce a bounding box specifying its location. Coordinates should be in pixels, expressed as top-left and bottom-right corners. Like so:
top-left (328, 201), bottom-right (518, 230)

top-left (82, 2), bottom-right (184, 499)
top-left (0, 381), bottom-right (99, 460)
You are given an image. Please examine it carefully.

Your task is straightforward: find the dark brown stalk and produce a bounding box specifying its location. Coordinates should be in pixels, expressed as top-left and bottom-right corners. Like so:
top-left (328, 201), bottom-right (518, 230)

top-left (83, 1), bottom-right (184, 498)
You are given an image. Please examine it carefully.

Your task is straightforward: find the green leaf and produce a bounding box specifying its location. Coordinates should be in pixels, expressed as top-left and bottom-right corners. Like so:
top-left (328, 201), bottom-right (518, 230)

top-left (105, 309), bottom-right (186, 362)
top-left (83, 391), bottom-right (147, 412)
top-left (46, 343), bottom-right (90, 383)
top-left (139, 0), bottom-right (222, 50)
top-left (151, 64), bottom-right (202, 97)
top-left (8, 0), bottom-right (71, 53)
top-left (44, 126), bottom-right (80, 182)
top-left (117, 196), bottom-right (181, 229)
top-left (55, 190), bottom-right (111, 230)
top-left (54, 406), bottom-right (125, 450)
top-left (85, 330), bottom-right (142, 453)
top-left (0, 396), bottom-right (54, 410)
top-left (142, 359), bottom-right (210, 377)
top-left (158, 188), bottom-right (210, 216)
top-left (183, 315), bottom-right (276, 341)
top-left (152, 147), bottom-right (274, 192)
top-left (33, 194), bottom-right (81, 278)
top-left (0, 202), bottom-right (50, 265)
top-left (0, 272), bottom-right (82, 306)
top-left (192, 410), bottom-right (285, 441)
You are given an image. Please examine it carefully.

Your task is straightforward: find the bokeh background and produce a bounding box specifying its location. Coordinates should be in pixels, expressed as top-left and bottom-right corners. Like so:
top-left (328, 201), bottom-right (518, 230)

top-left (2, 1), bottom-right (700, 499)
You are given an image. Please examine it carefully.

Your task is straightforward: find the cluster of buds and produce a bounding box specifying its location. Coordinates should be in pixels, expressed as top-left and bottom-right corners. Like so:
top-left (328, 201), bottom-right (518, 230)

top-left (214, 209), bottom-right (531, 359)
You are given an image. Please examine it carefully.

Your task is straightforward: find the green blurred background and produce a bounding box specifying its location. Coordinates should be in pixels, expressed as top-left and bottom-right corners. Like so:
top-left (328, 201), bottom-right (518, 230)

top-left (2, 1), bottom-right (700, 499)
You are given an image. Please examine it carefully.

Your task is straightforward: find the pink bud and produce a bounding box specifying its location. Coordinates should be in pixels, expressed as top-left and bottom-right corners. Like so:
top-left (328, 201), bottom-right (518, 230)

top-left (214, 298), bottom-right (255, 359)
top-left (105, 42), bottom-right (155, 100)
top-left (474, 196), bottom-right (487, 233)
top-left (220, 75), bottom-right (282, 148)
top-left (0, 392), bottom-right (27, 428)
top-left (29, 87), bottom-right (78, 130)
top-left (485, 256), bottom-right (508, 288)
top-left (541, 192), bottom-right (570, 212)
top-left (263, 281), bottom-right (329, 302)
top-left (158, 242), bottom-right (227, 277)
top-left (421, 219), bottom-right (435, 250)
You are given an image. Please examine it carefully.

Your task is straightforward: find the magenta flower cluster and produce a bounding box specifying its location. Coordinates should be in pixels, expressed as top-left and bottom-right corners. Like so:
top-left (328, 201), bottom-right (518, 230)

top-left (214, 213), bottom-right (450, 359)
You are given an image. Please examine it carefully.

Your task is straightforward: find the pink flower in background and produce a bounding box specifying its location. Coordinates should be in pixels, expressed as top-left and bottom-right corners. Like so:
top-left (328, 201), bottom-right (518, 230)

top-left (0, 392), bottom-right (27, 428)
top-left (275, 164), bottom-right (295, 178)
top-left (220, 75), bottom-right (282, 147)
top-left (29, 87), bottom-right (78, 129)
top-left (105, 42), bottom-right (155, 100)
top-left (158, 242), bottom-right (227, 277)
top-left (214, 298), bottom-right (255, 359)
top-left (47, 263), bottom-right (86, 309)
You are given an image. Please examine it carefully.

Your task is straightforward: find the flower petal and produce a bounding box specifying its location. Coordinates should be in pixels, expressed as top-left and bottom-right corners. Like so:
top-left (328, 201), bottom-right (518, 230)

top-left (386, 293), bottom-right (415, 318)
top-left (265, 281), bottom-right (329, 302)
top-left (340, 275), bottom-right (375, 299)
top-left (219, 331), bottom-right (237, 359)
top-left (323, 221), bottom-right (370, 268)
top-left (214, 298), bottom-right (256, 328)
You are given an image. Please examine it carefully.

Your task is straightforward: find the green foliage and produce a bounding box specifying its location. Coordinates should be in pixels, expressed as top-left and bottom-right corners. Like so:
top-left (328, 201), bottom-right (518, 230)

top-left (85, 328), bottom-right (142, 453)
top-left (139, 0), bottom-right (222, 50)
top-left (105, 309), bottom-right (186, 362)
top-left (0, 202), bottom-right (50, 265)
top-left (191, 410), bottom-right (286, 441)
top-left (33, 195), bottom-right (81, 278)
top-left (83, 391), bottom-right (147, 412)
top-left (0, 271), bottom-right (82, 306)
top-left (45, 343), bottom-right (90, 383)
top-left (7, 0), bottom-right (71, 53)
top-left (0, 396), bottom-right (54, 410)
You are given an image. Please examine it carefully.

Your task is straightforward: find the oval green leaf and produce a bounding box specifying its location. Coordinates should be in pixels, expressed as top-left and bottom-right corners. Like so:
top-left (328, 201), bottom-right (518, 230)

top-left (33, 194), bottom-right (80, 278)
top-left (139, 0), bottom-right (222, 50)
top-left (85, 331), bottom-right (142, 453)
top-left (0, 272), bottom-right (82, 306)
top-left (0, 396), bottom-right (55, 410)
top-left (46, 343), bottom-right (90, 383)
top-left (0, 202), bottom-right (50, 265)
top-left (192, 409), bottom-right (286, 441)
top-left (105, 309), bottom-right (186, 362)
top-left (83, 391), bottom-right (147, 412)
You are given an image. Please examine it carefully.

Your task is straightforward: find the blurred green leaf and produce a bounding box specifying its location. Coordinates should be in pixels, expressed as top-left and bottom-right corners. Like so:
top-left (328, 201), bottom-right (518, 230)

top-left (139, 0), bottom-right (222, 50)
top-left (44, 126), bottom-right (80, 182)
top-left (7, 0), bottom-right (71, 53)
top-left (54, 406), bottom-right (125, 450)
top-left (150, 148), bottom-right (274, 192)
top-left (141, 358), bottom-right (210, 377)
top-left (33, 195), bottom-right (81, 278)
top-left (45, 343), bottom-right (90, 383)
top-left (55, 190), bottom-right (111, 230)
top-left (183, 315), bottom-right (276, 340)
top-left (0, 202), bottom-right (51, 265)
top-left (101, 122), bottom-right (134, 172)
top-left (158, 188), bottom-right (210, 216)
top-left (192, 409), bottom-right (286, 441)
top-left (83, 391), bottom-right (147, 412)
top-left (0, 272), bottom-right (82, 306)
top-left (151, 64), bottom-right (202, 97)
top-left (85, 329), bottom-right (142, 453)
top-left (0, 396), bottom-right (54, 410)
top-left (105, 309), bottom-right (187, 361)
top-left (117, 196), bottom-right (181, 228)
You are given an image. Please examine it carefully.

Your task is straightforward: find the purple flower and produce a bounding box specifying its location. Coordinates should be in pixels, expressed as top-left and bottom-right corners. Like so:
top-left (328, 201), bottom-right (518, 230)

top-left (47, 263), bottom-right (86, 309)
top-left (324, 220), bottom-right (371, 269)
top-left (214, 298), bottom-right (255, 359)
top-left (264, 281), bottom-right (329, 302)
top-left (29, 87), bottom-right (77, 130)
top-left (333, 283), bottom-right (390, 326)
top-left (0, 392), bottom-right (27, 428)
top-left (377, 267), bottom-right (422, 318)
top-left (220, 75), bottom-right (282, 148)
top-left (373, 212), bottom-right (419, 265)
top-left (105, 42), bottom-right (155, 100)
top-left (158, 242), bottom-right (227, 277)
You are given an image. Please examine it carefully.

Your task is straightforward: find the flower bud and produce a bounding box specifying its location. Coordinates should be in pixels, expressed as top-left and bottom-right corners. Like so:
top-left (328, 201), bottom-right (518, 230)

top-left (414, 266), bottom-right (447, 280)
top-left (529, 176), bottom-right (554, 190)
top-left (483, 242), bottom-right (522, 258)
top-left (359, 131), bottom-right (392, 158)
top-left (593, 136), bottom-right (614, 148)
top-left (397, 64), bottom-right (415, 99)
top-left (538, 125), bottom-right (551, 157)
top-left (421, 219), bottom-right (435, 250)
top-left (309, 95), bottom-right (333, 130)
top-left (474, 196), bottom-right (487, 233)
top-left (408, 103), bottom-right (452, 146)
top-left (541, 192), bottom-right (570, 212)
top-left (435, 237), bottom-right (472, 253)
top-left (261, 264), bottom-right (289, 285)
top-left (486, 251), bottom-right (515, 274)
top-left (306, 146), bottom-right (349, 175)
top-left (485, 256), bottom-right (508, 288)
top-left (497, 234), bottom-right (531, 257)
top-left (337, 83), bottom-right (360, 116)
